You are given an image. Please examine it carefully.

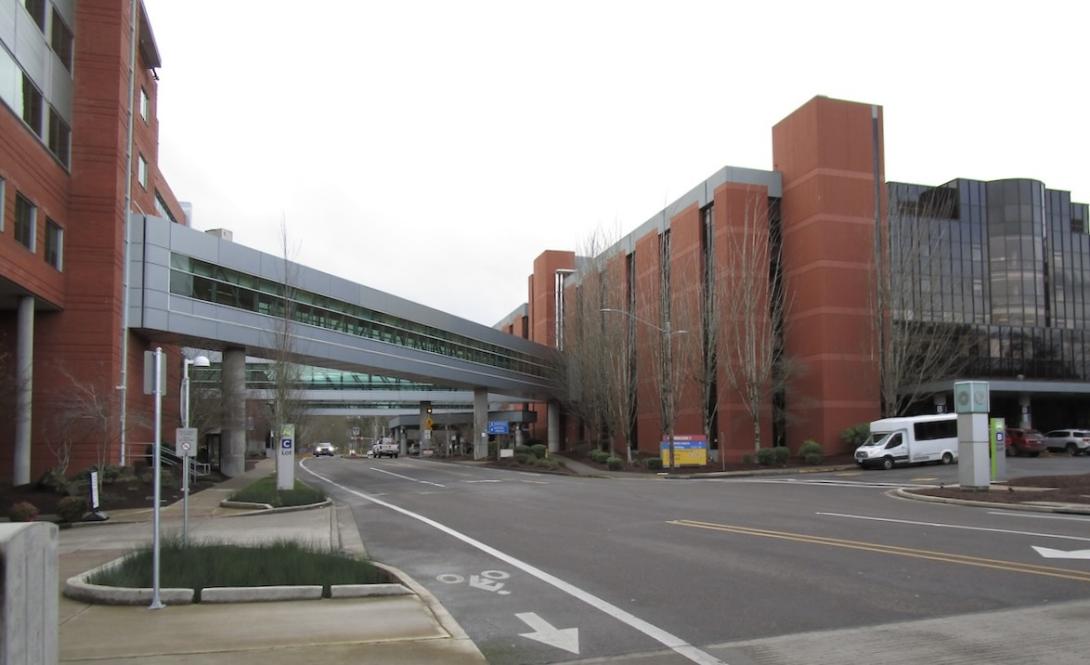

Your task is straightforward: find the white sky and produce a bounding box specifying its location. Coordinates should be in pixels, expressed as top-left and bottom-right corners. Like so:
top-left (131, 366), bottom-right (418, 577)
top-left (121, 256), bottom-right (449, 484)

top-left (144, 0), bottom-right (1089, 327)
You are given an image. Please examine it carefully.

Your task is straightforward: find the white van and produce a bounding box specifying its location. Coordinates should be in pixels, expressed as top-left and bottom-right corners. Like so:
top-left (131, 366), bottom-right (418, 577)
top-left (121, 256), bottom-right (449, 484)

top-left (855, 414), bottom-right (959, 470)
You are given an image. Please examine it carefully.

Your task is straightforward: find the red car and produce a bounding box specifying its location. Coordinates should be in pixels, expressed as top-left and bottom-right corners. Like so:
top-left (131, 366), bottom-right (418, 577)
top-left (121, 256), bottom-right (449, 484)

top-left (1004, 428), bottom-right (1045, 457)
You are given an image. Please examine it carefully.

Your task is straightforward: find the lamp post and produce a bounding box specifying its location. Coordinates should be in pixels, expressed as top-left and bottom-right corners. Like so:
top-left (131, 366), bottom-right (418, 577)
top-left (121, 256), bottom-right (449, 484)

top-left (600, 308), bottom-right (687, 469)
top-left (181, 354), bottom-right (210, 544)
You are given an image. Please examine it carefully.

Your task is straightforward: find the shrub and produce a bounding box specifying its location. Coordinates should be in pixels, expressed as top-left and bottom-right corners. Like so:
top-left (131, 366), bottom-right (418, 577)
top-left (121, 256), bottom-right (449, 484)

top-left (606, 456), bottom-right (623, 471)
top-left (514, 445), bottom-right (534, 457)
top-left (589, 450), bottom-right (610, 464)
top-left (532, 457), bottom-right (559, 470)
top-left (741, 454), bottom-right (754, 466)
top-left (646, 457), bottom-right (663, 471)
top-left (772, 446), bottom-right (790, 466)
top-left (514, 453), bottom-right (531, 465)
top-left (756, 448), bottom-right (776, 466)
top-left (57, 496), bottom-right (88, 522)
top-left (841, 423), bottom-right (871, 449)
top-left (526, 438), bottom-right (545, 447)
top-left (8, 501), bottom-right (38, 522)
top-left (37, 469), bottom-right (71, 495)
top-left (530, 444), bottom-right (547, 459)
top-left (799, 440), bottom-right (824, 465)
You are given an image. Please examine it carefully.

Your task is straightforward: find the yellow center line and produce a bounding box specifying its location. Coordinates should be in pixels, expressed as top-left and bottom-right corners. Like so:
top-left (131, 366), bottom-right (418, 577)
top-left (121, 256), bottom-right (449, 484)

top-left (668, 519), bottom-right (1090, 584)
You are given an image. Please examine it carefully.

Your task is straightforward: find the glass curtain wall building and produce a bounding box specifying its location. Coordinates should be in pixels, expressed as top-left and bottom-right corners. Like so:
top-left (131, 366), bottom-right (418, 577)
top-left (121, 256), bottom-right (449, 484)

top-left (889, 178), bottom-right (1090, 422)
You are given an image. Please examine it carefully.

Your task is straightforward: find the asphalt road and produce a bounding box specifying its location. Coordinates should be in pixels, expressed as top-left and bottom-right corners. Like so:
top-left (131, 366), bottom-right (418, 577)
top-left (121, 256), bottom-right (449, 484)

top-left (300, 456), bottom-right (1090, 665)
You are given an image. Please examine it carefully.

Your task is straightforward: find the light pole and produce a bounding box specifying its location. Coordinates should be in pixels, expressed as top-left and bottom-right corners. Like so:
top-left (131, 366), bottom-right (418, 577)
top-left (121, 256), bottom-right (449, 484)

top-left (181, 354), bottom-right (210, 544)
top-left (600, 308), bottom-right (687, 469)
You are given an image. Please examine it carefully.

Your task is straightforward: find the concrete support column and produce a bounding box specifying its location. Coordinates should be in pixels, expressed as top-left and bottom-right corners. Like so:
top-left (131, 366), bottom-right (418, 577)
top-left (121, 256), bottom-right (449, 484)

top-left (1019, 393), bottom-right (1031, 429)
top-left (13, 296), bottom-right (34, 486)
top-left (515, 427), bottom-right (524, 446)
top-left (473, 389), bottom-right (488, 460)
top-left (547, 401), bottom-right (559, 453)
top-left (221, 348), bottom-right (246, 477)
top-left (398, 428), bottom-right (407, 455)
top-left (419, 401), bottom-right (432, 453)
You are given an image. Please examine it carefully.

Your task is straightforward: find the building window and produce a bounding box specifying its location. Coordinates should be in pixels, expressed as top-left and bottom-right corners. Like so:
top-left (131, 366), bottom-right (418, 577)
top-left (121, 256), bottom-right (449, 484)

top-left (139, 87), bottom-right (149, 122)
top-left (14, 193), bottom-right (36, 252)
top-left (50, 9), bottom-right (74, 72)
top-left (154, 190), bottom-right (179, 223)
top-left (48, 107), bottom-right (70, 167)
top-left (23, 0), bottom-right (45, 31)
top-left (20, 74), bottom-right (43, 136)
top-left (44, 219), bottom-right (62, 270)
top-left (137, 154), bottom-right (148, 188)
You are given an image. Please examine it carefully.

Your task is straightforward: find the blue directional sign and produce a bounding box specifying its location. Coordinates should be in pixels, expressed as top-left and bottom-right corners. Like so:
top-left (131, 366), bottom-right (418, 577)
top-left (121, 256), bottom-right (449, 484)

top-left (487, 421), bottom-right (509, 435)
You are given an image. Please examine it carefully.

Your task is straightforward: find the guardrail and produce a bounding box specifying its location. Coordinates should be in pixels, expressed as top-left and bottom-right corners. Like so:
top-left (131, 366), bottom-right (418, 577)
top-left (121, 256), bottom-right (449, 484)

top-left (0, 522), bottom-right (58, 665)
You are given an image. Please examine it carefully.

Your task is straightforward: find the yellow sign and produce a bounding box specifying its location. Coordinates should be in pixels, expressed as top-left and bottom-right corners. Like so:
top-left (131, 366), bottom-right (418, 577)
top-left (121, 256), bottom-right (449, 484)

top-left (424, 416), bottom-right (434, 430)
top-left (660, 435), bottom-right (708, 467)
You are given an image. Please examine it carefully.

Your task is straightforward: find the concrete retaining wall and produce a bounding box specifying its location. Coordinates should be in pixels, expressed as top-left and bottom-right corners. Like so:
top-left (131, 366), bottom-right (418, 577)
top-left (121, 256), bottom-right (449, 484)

top-left (0, 522), bottom-right (58, 665)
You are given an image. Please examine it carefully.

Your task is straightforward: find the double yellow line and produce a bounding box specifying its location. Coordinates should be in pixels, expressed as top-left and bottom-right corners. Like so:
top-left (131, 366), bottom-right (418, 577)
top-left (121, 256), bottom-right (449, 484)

top-left (668, 519), bottom-right (1090, 583)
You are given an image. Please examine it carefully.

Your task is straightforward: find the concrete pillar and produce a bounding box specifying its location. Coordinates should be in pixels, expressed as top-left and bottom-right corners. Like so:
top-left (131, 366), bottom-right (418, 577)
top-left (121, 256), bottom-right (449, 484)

top-left (0, 522), bottom-right (57, 665)
top-left (419, 401), bottom-right (432, 453)
top-left (13, 296), bottom-right (34, 486)
top-left (221, 348), bottom-right (246, 477)
top-left (515, 426), bottom-right (524, 446)
top-left (1019, 393), bottom-right (1031, 429)
top-left (547, 401), bottom-right (560, 453)
top-left (473, 388), bottom-right (488, 460)
top-left (398, 428), bottom-right (407, 456)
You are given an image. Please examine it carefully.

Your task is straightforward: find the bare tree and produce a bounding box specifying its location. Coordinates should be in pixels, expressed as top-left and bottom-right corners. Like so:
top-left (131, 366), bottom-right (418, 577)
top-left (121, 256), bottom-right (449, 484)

top-left (718, 195), bottom-right (791, 453)
top-left (265, 220), bottom-right (311, 448)
top-left (637, 230), bottom-right (693, 468)
top-left (876, 184), bottom-right (972, 416)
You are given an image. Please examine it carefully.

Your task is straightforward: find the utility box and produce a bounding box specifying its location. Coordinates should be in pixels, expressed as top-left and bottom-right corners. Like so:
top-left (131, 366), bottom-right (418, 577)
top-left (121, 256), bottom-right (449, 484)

top-left (954, 381), bottom-right (991, 490)
top-left (0, 522), bottom-right (58, 665)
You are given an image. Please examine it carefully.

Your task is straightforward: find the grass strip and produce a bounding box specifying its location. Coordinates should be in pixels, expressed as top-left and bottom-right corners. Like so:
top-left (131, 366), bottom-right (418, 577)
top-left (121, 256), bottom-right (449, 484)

top-left (230, 474), bottom-right (325, 507)
top-left (87, 539), bottom-right (388, 596)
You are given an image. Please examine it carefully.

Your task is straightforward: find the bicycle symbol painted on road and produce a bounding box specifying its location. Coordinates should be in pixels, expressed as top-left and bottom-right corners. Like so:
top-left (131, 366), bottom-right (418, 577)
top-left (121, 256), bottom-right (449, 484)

top-left (437, 569), bottom-right (511, 595)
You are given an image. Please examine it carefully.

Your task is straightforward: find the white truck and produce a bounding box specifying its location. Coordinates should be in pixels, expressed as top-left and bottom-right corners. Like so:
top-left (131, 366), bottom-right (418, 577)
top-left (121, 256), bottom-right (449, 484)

top-left (371, 439), bottom-right (399, 458)
top-left (855, 414), bottom-right (959, 470)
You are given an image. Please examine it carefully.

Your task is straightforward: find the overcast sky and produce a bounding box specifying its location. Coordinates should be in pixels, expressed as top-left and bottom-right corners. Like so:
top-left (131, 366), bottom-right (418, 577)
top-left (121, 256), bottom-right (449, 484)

top-left (143, 0), bottom-right (1089, 327)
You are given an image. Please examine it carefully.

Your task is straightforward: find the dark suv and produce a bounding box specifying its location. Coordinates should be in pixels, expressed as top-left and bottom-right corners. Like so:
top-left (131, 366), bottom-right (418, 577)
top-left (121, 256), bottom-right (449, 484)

top-left (1004, 428), bottom-right (1045, 457)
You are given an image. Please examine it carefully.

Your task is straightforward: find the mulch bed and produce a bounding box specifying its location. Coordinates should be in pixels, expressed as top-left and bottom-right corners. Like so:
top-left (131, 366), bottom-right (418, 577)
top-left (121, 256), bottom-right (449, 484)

top-left (0, 457), bottom-right (260, 519)
top-left (912, 472), bottom-right (1090, 505)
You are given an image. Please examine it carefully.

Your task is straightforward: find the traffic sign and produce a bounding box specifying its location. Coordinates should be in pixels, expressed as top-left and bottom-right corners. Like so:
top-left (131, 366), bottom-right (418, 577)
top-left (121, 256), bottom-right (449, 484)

top-left (487, 421), bottom-right (509, 435)
top-left (175, 427), bottom-right (198, 457)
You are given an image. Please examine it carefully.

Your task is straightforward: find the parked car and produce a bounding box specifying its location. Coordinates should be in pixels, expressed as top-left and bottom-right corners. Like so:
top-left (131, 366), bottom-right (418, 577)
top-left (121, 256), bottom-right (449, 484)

top-left (1004, 428), bottom-right (1045, 457)
top-left (313, 442), bottom-right (335, 457)
top-left (1041, 429), bottom-right (1090, 456)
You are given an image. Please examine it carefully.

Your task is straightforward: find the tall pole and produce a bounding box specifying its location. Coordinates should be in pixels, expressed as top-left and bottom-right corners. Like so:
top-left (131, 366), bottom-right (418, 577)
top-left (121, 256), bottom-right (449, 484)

top-left (665, 319), bottom-right (676, 469)
top-left (150, 347), bottom-right (164, 610)
top-left (182, 359), bottom-right (191, 545)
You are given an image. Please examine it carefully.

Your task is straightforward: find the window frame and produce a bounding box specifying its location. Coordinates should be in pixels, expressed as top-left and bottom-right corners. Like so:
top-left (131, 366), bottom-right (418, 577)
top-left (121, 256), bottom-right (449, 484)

top-left (50, 8), bottom-right (74, 72)
top-left (22, 0), bottom-right (46, 31)
top-left (14, 192), bottom-right (37, 252)
top-left (140, 87), bottom-right (150, 122)
top-left (137, 153), bottom-right (148, 189)
top-left (44, 218), bottom-right (62, 270)
top-left (21, 72), bottom-right (43, 136)
top-left (47, 106), bottom-right (70, 168)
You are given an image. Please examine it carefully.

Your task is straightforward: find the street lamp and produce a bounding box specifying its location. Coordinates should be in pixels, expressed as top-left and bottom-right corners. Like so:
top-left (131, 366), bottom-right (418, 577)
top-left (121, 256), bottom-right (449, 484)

top-left (600, 308), bottom-right (688, 469)
top-left (180, 354), bottom-right (210, 543)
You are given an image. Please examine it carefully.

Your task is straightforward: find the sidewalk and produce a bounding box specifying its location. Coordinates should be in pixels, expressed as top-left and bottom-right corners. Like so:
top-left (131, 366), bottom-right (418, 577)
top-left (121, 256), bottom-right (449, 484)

top-left (58, 458), bottom-right (487, 664)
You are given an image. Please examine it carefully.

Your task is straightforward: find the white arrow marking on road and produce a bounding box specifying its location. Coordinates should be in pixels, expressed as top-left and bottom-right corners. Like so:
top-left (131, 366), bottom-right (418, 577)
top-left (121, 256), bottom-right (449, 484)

top-left (516, 612), bottom-right (580, 654)
top-left (1032, 546), bottom-right (1090, 560)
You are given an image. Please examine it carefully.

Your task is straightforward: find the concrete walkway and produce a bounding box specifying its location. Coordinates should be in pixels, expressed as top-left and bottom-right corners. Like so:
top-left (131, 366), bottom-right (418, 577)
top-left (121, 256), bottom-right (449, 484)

top-left (58, 458), bottom-right (486, 664)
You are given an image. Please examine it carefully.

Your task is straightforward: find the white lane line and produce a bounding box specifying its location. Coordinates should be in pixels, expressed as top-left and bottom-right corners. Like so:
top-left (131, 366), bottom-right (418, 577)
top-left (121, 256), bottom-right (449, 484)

top-left (817, 512), bottom-right (1090, 543)
top-left (300, 460), bottom-right (726, 665)
top-left (987, 511), bottom-right (1090, 523)
top-left (369, 467), bottom-right (446, 488)
top-left (465, 480), bottom-right (502, 484)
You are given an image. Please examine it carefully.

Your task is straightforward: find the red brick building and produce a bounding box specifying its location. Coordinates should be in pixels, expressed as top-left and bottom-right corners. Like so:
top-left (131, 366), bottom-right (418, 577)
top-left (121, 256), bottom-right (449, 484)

top-left (0, 1), bottom-right (186, 484)
top-left (503, 97), bottom-right (891, 461)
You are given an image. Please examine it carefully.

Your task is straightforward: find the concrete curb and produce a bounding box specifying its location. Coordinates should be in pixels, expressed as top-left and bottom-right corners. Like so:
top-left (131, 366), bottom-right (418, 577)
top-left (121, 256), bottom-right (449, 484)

top-left (330, 583), bottom-right (412, 598)
top-left (219, 500), bottom-right (274, 510)
top-left (201, 585), bottom-right (323, 603)
top-left (664, 464), bottom-right (860, 480)
top-left (374, 561), bottom-right (472, 641)
top-left (65, 559), bottom-right (194, 606)
top-left (894, 488), bottom-right (1090, 514)
top-left (216, 498), bottom-right (333, 517)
